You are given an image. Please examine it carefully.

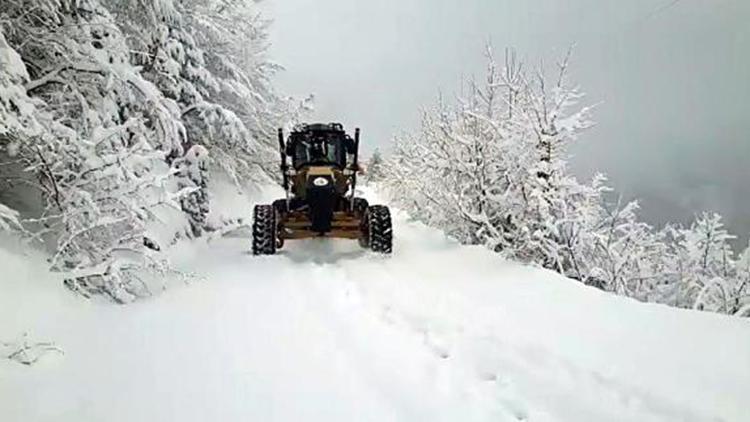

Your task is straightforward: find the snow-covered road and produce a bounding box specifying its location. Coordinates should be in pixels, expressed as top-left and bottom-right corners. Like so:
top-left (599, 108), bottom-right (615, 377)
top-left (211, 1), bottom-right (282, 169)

top-left (2, 198), bottom-right (750, 421)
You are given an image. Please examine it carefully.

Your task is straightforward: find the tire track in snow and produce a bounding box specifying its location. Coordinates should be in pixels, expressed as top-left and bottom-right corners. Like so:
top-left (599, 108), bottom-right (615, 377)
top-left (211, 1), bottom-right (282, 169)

top-left (278, 247), bottom-right (501, 421)
top-left (276, 239), bottom-right (542, 421)
top-left (321, 213), bottom-right (718, 422)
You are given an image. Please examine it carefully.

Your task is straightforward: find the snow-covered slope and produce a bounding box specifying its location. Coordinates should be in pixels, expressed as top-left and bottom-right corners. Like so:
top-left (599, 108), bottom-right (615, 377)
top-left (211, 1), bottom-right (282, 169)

top-left (1, 190), bottom-right (749, 422)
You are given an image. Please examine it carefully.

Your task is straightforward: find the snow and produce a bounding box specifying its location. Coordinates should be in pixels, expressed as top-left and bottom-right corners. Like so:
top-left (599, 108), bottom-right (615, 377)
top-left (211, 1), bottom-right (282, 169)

top-left (1, 189), bottom-right (749, 422)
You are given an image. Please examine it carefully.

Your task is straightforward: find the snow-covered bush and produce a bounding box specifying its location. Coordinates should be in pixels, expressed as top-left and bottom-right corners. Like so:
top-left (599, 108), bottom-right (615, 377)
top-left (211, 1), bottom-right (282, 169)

top-left (587, 200), bottom-right (670, 299)
top-left (383, 46), bottom-right (748, 317)
top-left (661, 213), bottom-right (748, 314)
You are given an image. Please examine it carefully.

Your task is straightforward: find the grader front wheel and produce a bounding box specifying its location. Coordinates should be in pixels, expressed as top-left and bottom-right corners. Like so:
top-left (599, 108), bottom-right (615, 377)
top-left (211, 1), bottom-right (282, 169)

top-left (252, 204), bottom-right (277, 255)
top-left (362, 205), bottom-right (393, 254)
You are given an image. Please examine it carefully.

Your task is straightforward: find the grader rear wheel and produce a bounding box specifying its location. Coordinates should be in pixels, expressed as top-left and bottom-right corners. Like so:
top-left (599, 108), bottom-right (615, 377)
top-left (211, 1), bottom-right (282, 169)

top-left (353, 197), bottom-right (369, 215)
top-left (361, 205), bottom-right (392, 254)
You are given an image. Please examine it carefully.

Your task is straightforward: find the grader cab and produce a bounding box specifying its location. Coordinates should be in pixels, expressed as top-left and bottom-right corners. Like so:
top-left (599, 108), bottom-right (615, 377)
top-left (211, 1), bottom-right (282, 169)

top-left (252, 123), bottom-right (392, 255)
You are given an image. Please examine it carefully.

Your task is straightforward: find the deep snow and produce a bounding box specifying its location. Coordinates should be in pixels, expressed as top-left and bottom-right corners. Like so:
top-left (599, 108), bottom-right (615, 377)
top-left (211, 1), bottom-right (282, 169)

top-left (1, 189), bottom-right (749, 422)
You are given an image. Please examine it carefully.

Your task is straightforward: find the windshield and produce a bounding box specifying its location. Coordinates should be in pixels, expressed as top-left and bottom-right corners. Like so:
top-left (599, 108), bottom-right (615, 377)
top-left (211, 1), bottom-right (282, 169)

top-left (292, 138), bottom-right (344, 169)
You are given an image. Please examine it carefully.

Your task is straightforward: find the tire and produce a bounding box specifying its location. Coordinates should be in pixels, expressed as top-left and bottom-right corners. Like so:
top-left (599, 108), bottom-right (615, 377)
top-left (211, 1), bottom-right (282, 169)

top-left (270, 200), bottom-right (287, 249)
top-left (272, 199), bottom-right (288, 214)
top-left (355, 198), bottom-right (371, 248)
top-left (353, 197), bottom-right (369, 215)
top-left (365, 205), bottom-right (392, 254)
top-left (252, 204), bottom-right (277, 255)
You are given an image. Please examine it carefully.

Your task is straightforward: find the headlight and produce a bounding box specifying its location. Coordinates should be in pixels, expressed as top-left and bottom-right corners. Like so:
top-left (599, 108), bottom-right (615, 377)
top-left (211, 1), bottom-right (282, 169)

top-left (313, 177), bottom-right (329, 187)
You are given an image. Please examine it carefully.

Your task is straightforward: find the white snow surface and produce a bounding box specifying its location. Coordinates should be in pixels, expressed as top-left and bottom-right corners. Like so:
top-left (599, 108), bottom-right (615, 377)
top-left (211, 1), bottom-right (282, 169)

top-left (1, 188), bottom-right (749, 422)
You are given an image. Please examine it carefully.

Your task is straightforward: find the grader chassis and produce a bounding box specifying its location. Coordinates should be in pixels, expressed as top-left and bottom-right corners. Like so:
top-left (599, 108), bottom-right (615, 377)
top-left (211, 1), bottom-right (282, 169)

top-left (252, 123), bottom-right (392, 255)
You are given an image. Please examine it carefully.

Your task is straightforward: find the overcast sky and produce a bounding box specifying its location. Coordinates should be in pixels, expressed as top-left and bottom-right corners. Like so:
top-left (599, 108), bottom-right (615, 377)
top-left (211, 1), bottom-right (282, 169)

top-left (264, 0), bottom-right (750, 244)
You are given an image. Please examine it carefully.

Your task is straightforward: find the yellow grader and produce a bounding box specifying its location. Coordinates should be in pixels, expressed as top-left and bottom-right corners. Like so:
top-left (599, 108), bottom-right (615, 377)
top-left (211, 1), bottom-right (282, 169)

top-left (252, 123), bottom-right (392, 255)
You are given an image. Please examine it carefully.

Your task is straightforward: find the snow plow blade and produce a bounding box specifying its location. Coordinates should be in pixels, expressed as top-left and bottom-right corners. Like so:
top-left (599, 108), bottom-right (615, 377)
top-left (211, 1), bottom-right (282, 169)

top-left (282, 211), bottom-right (363, 239)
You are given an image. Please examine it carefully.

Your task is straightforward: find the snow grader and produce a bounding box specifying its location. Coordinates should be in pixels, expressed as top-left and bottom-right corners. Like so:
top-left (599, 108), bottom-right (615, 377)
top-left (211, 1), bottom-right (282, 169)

top-left (252, 123), bottom-right (393, 255)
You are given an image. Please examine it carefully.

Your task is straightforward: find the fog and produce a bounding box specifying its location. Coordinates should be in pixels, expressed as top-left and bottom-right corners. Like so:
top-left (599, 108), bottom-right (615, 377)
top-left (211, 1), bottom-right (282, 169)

top-left (264, 0), bottom-right (750, 245)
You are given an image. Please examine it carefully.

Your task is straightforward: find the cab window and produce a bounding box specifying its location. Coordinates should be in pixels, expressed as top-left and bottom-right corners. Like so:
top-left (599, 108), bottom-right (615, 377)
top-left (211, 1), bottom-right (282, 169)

top-left (292, 137), bottom-right (345, 169)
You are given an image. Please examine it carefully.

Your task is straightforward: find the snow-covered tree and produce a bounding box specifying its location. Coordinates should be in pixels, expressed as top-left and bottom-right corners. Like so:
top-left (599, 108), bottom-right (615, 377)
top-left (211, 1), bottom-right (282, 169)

top-left (108, 0), bottom-right (306, 186)
top-left (385, 46), bottom-right (598, 273)
top-left (0, 28), bottom-right (42, 233)
top-left (0, 0), bottom-right (301, 302)
top-left (0, 202), bottom-right (21, 232)
top-left (174, 144), bottom-right (209, 237)
top-left (1, 0), bottom-right (186, 301)
top-left (366, 148), bottom-right (386, 181)
top-left (734, 243), bottom-right (750, 316)
top-left (0, 28), bottom-right (44, 146)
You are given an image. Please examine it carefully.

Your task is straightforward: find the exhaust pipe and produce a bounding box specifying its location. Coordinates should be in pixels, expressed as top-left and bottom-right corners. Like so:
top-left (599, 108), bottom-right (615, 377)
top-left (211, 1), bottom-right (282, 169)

top-left (350, 128), bottom-right (360, 211)
top-left (278, 128), bottom-right (290, 207)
